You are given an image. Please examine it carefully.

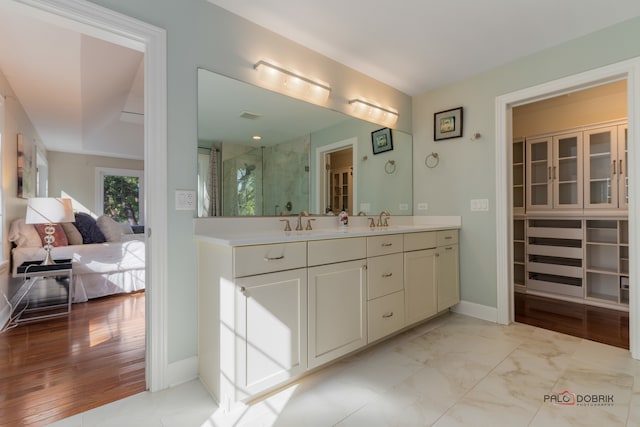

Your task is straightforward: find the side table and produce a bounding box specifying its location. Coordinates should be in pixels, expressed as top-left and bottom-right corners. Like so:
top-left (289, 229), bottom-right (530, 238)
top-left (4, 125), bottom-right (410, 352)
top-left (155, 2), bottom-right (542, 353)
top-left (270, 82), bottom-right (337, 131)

top-left (12, 260), bottom-right (74, 323)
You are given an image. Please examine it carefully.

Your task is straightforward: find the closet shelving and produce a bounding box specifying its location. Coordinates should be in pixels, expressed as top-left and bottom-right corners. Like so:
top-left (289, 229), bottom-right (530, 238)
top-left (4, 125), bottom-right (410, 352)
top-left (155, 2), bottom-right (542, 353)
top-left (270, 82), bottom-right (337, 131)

top-left (513, 119), bottom-right (629, 311)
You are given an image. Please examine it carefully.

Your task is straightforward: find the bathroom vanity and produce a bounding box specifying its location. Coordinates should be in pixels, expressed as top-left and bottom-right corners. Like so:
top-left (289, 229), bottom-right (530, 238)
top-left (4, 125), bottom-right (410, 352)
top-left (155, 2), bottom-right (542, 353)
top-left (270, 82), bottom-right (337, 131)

top-left (194, 215), bottom-right (460, 409)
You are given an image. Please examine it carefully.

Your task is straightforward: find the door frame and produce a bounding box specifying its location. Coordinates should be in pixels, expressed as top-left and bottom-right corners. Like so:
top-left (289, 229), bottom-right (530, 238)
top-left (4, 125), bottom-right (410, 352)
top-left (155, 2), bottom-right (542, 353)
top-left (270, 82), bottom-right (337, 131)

top-left (11, 0), bottom-right (169, 389)
top-left (314, 137), bottom-right (357, 214)
top-left (495, 57), bottom-right (640, 359)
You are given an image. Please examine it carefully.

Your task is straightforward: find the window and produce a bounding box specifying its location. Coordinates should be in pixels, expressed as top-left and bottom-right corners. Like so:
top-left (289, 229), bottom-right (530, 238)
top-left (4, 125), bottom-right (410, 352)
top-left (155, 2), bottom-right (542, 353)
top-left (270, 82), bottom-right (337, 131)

top-left (96, 167), bottom-right (144, 224)
top-left (0, 96), bottom-right (4, 262)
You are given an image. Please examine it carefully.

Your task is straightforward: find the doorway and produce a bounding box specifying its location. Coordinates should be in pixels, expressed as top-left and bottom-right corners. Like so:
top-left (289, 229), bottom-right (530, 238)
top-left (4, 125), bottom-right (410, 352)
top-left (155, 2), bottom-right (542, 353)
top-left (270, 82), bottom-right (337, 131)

top-left (495, 58), bottom-right (640, 359)
top-left (315, 137), bottom-right (358, 215)
top-left (510, 81), bottom-right (629, 348)
top-left (6, 0), bottom-right (168, 398)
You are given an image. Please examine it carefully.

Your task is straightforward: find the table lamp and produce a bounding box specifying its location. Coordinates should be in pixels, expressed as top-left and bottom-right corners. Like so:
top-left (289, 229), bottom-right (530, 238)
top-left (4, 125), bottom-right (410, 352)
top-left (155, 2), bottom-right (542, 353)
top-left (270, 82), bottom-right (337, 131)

top-left (25, 197), bottom-right (74, 265)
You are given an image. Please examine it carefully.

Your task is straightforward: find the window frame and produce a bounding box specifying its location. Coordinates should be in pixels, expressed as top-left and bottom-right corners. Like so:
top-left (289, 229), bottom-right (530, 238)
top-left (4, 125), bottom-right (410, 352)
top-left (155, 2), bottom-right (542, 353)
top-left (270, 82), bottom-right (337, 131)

top-left (95, 167), bottom-right (144, 224)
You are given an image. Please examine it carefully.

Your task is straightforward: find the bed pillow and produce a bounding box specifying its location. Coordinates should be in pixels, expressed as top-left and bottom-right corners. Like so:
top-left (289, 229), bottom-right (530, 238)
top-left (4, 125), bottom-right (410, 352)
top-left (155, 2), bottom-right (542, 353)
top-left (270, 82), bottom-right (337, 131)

top-left (97, 215), bottom-right (124, 242)
top-left (34, 224), bottom-right (69, 247)
top-left (8, 219), bottom-right (43, 248)
top-left (61, 222), bottom-right (84, 246)
top-left (74, 212), bottom-right (106, 244)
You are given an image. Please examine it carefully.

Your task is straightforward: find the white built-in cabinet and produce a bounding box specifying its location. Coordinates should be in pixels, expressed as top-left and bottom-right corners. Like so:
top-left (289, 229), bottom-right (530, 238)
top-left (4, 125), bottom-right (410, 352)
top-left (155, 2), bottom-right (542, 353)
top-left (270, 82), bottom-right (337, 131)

top-left (514, 119), bottom-right (629, 311)
top-left (197, 227), bottom-right (460, 407)
top-left (583, 124), bottom-right (628, 210)
top-left (308, 237), bottom-right (367, 369)
top-left (526, 132), bottom-right (582, 210)
top-left (437, 231), bottom-right (460, 311)
top-left (235, 268), bottom-right (307, 396)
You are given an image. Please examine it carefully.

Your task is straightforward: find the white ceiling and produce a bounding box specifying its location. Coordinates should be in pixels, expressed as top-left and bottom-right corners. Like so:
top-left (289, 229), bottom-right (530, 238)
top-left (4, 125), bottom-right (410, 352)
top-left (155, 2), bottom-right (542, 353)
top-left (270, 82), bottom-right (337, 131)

top-left (207, 0), bottom-right (640, 95)
top-left (0, 6), bottom-right (144, 159)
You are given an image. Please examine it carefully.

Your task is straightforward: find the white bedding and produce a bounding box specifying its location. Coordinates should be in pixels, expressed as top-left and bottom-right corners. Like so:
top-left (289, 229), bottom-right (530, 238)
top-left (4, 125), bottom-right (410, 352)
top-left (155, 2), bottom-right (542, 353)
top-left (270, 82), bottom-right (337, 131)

top-left (12, 240), bottom-right (145, 302)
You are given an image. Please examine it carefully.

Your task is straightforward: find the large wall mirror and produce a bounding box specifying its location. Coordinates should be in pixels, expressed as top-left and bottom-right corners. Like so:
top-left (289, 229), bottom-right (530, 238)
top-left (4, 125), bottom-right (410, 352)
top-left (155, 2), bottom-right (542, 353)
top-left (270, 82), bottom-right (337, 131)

top-left (197, 68), bottom-right (413, 217)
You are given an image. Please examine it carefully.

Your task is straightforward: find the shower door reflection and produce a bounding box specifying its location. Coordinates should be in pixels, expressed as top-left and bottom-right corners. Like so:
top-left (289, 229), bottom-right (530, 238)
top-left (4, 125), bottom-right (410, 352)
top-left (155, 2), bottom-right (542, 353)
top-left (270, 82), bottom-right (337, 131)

top-left (222, 142), bottom-right (310, 216)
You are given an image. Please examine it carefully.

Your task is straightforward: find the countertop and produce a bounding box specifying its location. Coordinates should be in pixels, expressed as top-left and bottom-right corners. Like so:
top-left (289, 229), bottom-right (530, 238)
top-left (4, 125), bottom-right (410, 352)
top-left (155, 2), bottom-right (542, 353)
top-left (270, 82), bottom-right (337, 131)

top-left (194, 216), bottom-right (461, 246)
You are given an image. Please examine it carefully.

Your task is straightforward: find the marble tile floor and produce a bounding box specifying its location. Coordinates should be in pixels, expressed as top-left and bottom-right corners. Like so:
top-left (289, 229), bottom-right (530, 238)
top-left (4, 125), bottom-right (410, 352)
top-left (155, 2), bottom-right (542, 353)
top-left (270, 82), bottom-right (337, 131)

top-left (49, 313), bottom-right (640, 427)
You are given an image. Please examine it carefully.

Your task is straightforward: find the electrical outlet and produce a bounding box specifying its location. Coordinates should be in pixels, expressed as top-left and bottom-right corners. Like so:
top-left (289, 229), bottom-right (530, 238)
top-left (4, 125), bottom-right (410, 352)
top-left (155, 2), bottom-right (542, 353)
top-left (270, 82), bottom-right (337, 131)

top-left (399, 203), bottom-right (409, 211)
top-left (417, 203), bottom-right (428, 210)
top-left (175, 190), bottom-right (196, 211)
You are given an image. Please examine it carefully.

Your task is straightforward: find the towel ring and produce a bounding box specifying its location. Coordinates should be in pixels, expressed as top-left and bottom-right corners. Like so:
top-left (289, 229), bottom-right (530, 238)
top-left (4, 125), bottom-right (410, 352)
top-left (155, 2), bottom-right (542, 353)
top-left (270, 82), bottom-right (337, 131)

top-left (385, 159), bottom-right (396, 174)
top-left (425, 152), bottom-right (439, 168)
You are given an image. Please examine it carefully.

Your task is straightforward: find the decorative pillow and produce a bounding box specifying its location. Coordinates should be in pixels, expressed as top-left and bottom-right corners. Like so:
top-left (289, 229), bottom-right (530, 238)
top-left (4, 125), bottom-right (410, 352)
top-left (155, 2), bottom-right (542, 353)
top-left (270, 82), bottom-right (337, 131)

top-left (61, 222), bottom-right (84, 246)
top-left (97, 215), bottom-right (124, 242)
top-left (8, 218), bottom-right (43, 248)
top-left (34, 224), bottom-right (69, 247)
top-left (74, 212), bottom-right (106, 244)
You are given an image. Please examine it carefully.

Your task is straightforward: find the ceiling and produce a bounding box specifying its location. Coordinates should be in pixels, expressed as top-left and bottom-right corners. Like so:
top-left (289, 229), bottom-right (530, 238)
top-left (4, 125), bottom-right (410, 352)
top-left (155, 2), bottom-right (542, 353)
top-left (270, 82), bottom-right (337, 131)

top-left (207, 0), bottom-right (640, 95)
top-left (0, 6), bottom-right (144, 160)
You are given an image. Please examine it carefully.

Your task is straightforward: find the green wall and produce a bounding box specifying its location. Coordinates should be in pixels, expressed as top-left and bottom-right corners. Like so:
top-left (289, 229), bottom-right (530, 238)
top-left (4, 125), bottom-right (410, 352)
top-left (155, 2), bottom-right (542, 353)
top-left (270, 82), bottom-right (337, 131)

top-left (412, 16), bottom-right (640, 308)
top-left (87, 0), bottom-right (411, 365)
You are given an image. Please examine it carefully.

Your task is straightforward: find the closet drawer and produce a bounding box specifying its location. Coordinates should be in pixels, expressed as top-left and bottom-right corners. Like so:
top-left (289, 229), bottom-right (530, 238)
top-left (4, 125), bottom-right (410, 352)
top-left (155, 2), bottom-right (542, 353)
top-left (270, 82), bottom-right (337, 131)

top-left (368, 290), bottom-right (405, 343)
top-left (308, 237), bottom-right (366, 266)
top-left (367, 234), bottom-right (403, 257)
top-left (403, 231), bottom-right (437, 252)
top-left (367, 253), bottom-right (404, 300)
top-left (437, 230), bottom-right (458, 246)
top-left (233, 242), bottom-right (307, 277)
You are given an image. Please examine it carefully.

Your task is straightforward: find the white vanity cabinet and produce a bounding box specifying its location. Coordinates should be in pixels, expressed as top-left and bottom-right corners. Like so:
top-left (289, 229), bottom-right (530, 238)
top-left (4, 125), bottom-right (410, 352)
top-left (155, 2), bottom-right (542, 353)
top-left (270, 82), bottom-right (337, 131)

top-left (366, 235), bottom-right (405, 343)
top-left (198, 240), bottom-right (307, 405)
top-left (307, 238), bottom-right (367, 369)
top-left (436, 230), bottom-right (460, 311)
top-left (404, 232), bottom-right (438, 325)
top-left (195, 220), bottom-right (461, 408)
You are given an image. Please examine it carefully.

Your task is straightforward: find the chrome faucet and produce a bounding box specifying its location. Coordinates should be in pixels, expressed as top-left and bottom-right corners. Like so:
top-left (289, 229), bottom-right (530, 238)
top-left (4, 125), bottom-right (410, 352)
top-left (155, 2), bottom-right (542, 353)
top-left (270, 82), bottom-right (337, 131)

top-left (296, 211), bottom-right (309, 231)
top-left (377, 210), bottom-right (390, 227)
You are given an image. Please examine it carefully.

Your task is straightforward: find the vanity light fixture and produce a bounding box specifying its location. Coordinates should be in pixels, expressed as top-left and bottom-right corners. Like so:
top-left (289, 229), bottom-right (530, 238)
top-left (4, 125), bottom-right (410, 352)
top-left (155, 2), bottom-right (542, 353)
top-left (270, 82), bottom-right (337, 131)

top-left (348, 98), bottom-right (399, 127)
top-left (254, 60), bottom-right (331, 104)
top-left (252, 135), bottom-right (262, 141)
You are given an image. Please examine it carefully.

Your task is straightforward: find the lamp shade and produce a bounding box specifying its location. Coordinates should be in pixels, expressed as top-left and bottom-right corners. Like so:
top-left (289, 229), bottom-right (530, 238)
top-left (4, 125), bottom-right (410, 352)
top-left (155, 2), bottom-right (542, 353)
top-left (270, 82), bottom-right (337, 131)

top-left (25, 198), bottom-right (75, 224)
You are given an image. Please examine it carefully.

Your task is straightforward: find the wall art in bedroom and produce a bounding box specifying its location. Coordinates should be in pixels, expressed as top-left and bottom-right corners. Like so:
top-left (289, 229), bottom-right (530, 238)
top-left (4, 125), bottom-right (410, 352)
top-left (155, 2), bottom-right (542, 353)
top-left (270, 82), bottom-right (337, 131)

top-left (17, 133), bottom-right (35, 198)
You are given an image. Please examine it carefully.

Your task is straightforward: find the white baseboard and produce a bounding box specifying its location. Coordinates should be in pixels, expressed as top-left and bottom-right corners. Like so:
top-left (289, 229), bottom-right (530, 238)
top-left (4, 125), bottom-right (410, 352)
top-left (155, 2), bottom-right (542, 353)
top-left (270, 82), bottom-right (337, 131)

top-left (451, 300), bottom-right (498, 323)
top-left (167, 355), bottom-right (198, 387)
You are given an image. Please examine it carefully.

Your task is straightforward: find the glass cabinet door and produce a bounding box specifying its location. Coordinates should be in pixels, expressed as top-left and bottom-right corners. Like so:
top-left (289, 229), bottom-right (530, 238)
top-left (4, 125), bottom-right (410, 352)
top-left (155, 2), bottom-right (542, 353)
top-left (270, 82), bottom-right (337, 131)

top-left (553, 132), bottom-right (582, 208)
top-left (526, 137), bottom-right (552, 210)
top-left (584, 126), bottom-right (617, 209)
top-left (618, 125), bottom-right (628, 209)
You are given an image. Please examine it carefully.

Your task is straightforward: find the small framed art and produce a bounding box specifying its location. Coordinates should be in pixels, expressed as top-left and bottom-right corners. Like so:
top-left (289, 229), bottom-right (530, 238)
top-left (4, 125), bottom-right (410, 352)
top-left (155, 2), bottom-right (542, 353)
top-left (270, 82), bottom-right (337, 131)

top-left (434, 107), bottom-right (463, 141)
top-left (371, 127), bottom-right (393, 155)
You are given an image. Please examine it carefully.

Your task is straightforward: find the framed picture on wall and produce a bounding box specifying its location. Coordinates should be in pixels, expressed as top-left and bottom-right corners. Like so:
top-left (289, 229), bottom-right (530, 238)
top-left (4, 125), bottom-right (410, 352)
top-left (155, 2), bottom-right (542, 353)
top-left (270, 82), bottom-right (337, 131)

top-left (434, 107), bottom-right (463, 141)
top-left (371, 127), bottom-right (393, 155)
top-left (17, 133), bottom-right (36, 198)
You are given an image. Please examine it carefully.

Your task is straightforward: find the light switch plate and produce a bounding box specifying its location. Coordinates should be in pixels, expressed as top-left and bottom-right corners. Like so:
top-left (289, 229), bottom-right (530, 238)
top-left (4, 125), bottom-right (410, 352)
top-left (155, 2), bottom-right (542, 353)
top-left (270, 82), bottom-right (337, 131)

top-left (399, 203), bottom-right (409, 211)
top-left (175, 190), bottom-right (196, 211)
top-left (417, 203), bottom-right (428, 210)
top-left (470, 199), bottom-right (489, 212)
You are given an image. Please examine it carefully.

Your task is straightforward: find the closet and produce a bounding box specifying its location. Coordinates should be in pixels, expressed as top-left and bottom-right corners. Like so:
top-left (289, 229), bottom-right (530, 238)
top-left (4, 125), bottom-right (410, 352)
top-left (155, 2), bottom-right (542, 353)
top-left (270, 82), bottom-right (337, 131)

top-left (512, 80), bottom-right (629, 312)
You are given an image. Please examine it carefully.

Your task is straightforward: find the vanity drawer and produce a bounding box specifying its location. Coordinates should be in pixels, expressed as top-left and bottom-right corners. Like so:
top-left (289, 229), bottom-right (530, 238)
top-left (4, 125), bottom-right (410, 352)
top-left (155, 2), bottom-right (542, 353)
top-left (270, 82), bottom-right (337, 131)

top-left (367, 253), bottom-right (404, 300)
top-left (403, 231), bottom-right (437, 252)
top-left (368, 290), bottom-right (405, 343)
top-left (233, 241), bottom-right (307, 277)
top-left (308, 237), bottom-right (366, 266)
top-left (367, 234), bottom-right (403, 257)
top-left (437, 230), bottom-right (458, 246)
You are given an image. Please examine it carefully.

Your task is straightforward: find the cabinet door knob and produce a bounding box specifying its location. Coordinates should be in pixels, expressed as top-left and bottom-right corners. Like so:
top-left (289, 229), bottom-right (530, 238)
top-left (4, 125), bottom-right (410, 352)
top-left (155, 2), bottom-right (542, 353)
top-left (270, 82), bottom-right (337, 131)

top-left (382, 312), bottom-right (394, 318)
top-left (240, 286), bottom-right (247, 295)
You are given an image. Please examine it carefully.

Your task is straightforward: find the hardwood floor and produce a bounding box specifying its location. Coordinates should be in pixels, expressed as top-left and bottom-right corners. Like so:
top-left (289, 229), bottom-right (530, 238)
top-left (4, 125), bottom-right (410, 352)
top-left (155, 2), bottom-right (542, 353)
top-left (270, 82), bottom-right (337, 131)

top-left (515, 292), bottom-right (629, 349)
top-left (0, 292), bottom-right (146, 427)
